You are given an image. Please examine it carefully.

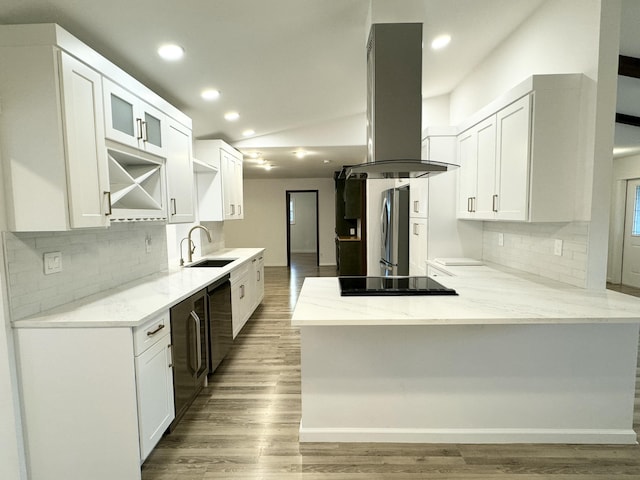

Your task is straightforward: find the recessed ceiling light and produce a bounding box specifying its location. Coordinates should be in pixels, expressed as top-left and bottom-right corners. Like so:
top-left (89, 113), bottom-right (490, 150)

top-left (263, 164), bottom-right (273, 171)
top-left (294, 150), bottom-right (306, 159)
top-left (157, 43), bottom-right (184, 61)
top-left (257, 158), bottom-right (266, 165)
top-left (431, 34), bottom-right (451, 50)
top-left (242, 129), bottom-right (255, 137)
top-left (248, 152), bottom-right (260, 159)
top-left (224, 111), bottom-right (240, 121)
top-left (201, 89), bottom-right (220, 100)
top-left (323, 160), bottom-right (331, 164)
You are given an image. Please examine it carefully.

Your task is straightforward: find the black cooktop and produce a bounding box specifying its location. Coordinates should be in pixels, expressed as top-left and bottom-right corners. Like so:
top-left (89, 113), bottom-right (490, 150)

top-left (338, 276), bottom-right (458, 296)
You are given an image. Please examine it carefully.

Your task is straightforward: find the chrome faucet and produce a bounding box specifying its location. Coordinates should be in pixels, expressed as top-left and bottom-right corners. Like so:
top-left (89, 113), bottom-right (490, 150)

top-left (180, 225), bottom-right (212, 265)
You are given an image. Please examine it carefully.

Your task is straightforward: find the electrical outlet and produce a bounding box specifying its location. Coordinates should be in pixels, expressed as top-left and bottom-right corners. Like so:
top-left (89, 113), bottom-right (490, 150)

top-left (498, 233), bottom-right (504, 247)
top-left (44, 252), bottom-right (62, 275)
top-left (554, 239), bottom-right (563, 256)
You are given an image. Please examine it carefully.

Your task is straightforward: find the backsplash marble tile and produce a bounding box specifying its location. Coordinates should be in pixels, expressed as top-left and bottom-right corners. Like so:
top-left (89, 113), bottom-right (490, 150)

top-left (3, 223), bottom-right (168, 320)
top-left (482, 222), bottom-right (589, 287)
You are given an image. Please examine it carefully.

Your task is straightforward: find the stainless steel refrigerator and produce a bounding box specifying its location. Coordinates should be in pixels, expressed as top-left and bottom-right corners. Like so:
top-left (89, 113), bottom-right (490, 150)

top-left (380, 186), bottom-right (409, 276)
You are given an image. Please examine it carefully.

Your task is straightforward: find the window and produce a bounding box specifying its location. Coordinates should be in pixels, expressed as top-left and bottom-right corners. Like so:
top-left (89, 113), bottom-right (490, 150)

top-left (289, 198), bottom-right (295, 224)
top-left (633, 185), bottom-right (640, 236)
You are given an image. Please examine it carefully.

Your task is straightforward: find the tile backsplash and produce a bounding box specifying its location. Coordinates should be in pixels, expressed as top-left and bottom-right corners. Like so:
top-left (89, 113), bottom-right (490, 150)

top-left (482, 222), bottom-right (589, 287)
top-left (3, 222), bottom-right (168, 320)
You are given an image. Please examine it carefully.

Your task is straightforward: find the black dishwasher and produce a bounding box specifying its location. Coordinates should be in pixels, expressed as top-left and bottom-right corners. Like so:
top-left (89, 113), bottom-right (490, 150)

top-left (207, 274), bottom-right (232, 374)
top-left (169, 288), bottom-right (208, 430)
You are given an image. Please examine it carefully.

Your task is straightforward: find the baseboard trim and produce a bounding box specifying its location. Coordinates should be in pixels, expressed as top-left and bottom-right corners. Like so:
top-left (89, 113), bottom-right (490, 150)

top-left (298, 424), bottom-right (638, 444)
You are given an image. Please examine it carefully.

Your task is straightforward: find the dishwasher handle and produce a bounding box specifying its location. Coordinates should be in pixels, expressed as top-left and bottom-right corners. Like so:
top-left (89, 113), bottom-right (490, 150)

top-left (189, 310), bottom-right (202, 373)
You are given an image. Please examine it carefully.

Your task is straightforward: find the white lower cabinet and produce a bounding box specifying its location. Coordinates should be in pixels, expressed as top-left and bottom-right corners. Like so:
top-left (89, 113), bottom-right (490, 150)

top-left (230, 252), bottom-right (265, 338)
top-left (15, 311), bottom-right (175, 480)
top-left (134, 313), bottom-right (174, 463)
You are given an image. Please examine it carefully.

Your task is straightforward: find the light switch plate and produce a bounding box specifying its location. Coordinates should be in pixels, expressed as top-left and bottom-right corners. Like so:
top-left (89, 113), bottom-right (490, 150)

top-left (554, 239), bottom-right (563, 256)
top-left (44, 252), bottom-right (62, 275)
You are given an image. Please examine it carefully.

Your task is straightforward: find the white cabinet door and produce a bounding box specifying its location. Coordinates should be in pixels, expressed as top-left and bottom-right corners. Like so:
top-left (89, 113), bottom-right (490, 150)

top-left (234, 155), bottom-right (244, 219)
top-left (250, 254), bottom-right (265, 311)
top-left (457, 128), bottom-right (478, 219)
top-left (495, 95), bottom-right (531, 221)
top-left (60, 52), bottom-right (111, 228)
top-left (165, 119), bottom-right (195, 223)
top-left (474, 116), bottom-right (497, 219)
top-left (231, 271), bottom-right (251, 338)
top-left (409, 178), bottom-right (428, 218)
top-left (221, 149), bottom-right (237, 219)
top-left (103, 78), bottom-right (166, 158)
top-left (409, 218), bottom-right (428, 276)
top-left (135, 330), bottom-right (174, 462)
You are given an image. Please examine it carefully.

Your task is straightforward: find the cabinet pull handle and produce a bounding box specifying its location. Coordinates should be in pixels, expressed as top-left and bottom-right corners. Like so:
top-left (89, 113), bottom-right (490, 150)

top-left (238, 205), bottom-right (242, 216)
top-left (136, 118), bottom-right (144, 140)
top-left (240, 284), bottom-right (245, 299)
top-left (146, 324), bottom-right (165, 336)
top-left (171, 198), bottom-right (177, 215)
top-left (413, 223), bottom-right (419, 235)
top-left (252, 258), bottom-right (257, 263)
top-left (257, 270), bottom-right (261, 281)
top-left (142, 121), bottom-right (148, 142)
top-left (492, 194), bottom-right (498, 212)
top-left (467, 197), bottom-right (472, 213)
top-left (230, 204), bottom-right (235, 216)
top-left (413, 200), bottom-right (419, 213)
top-left (190, 311), bottom-right (202, 372)
top-left (168, 344), bottom-right (173, 368)
top-left (472, 197), bottom-right (477, 213)
top-left (104, 191), bottom-right (112, 216)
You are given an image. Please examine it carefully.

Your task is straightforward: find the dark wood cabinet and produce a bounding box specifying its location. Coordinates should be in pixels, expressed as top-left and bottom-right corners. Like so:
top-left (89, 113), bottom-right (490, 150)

top-left (334, 169), bottom-right (367, 275)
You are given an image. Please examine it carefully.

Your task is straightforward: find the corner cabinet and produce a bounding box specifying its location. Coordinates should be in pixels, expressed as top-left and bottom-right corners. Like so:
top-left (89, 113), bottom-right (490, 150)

top-left (0, 46), bottom-right (111, 231)
top-left (194, 140), bottom-right (244, 221)
top-left (456, 74), bottom-right (583, 222)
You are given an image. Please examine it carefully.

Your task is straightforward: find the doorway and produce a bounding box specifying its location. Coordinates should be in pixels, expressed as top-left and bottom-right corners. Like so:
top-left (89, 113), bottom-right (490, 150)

top-left (286, 190), bottom-right (319, 269)
top-left (622, 178), bottom-right (640, 288)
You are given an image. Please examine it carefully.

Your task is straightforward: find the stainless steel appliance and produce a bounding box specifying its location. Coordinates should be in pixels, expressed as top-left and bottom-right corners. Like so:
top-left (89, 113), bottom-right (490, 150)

top-left (169, 289), bottom-right (208, 429)
top-left (338, 276), bottom-right (457, 296)
top-left (380, 186), bottom-right (409, 276)
top-left (347, 23), bottom-right (458, 179)
top-left (207, 274), bottom-right (232, 374)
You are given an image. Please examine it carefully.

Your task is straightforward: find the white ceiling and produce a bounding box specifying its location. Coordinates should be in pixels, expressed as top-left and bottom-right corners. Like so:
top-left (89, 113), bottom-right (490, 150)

top-left (0, 0), bottom-right (637, 178)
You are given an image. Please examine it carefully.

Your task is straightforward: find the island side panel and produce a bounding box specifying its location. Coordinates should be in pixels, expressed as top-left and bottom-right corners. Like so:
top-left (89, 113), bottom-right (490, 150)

top-left (299, 323), bottom-right (639, 444)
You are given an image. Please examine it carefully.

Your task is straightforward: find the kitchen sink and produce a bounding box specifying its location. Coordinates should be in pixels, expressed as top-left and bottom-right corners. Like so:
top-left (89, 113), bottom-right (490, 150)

top-left (186, 258), bottom-right (237, 268)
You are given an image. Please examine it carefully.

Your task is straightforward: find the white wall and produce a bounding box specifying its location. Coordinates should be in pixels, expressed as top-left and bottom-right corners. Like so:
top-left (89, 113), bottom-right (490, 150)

top-left (223, 178), bottom-right (335, 266)
top-left (450, 0), bottom-right (620, 288)
top-left (290, 192), bottom-right (318, 253)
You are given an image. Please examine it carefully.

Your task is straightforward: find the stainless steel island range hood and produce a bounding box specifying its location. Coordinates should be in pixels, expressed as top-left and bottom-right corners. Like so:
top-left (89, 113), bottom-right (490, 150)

top-left (347, 23), bottom-right (458, 179)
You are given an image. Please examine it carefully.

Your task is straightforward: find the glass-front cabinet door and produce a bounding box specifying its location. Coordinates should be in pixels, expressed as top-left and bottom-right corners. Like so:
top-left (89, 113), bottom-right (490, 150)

top-left (103, 78), bottom-right (166, 157)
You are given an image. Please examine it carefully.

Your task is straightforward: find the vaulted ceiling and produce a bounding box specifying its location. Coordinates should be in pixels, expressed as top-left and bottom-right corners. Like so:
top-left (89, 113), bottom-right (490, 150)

top-left (1, 0), bottom-right (638, 177)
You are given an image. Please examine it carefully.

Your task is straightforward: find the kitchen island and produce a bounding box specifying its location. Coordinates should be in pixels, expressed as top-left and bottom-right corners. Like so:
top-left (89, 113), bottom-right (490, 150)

top-left (292, 266), bottom-right (640, 444)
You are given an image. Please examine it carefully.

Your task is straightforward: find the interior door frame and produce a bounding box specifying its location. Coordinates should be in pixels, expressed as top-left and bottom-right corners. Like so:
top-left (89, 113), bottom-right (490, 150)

top-left (286, 190), bottom-right (320, 267)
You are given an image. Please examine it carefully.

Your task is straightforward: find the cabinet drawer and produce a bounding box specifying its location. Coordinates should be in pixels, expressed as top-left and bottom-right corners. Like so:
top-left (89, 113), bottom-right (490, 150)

top-left (230, 261), bottom-right (251, 283)
top-left (133, 311), bottom-right (170, 355)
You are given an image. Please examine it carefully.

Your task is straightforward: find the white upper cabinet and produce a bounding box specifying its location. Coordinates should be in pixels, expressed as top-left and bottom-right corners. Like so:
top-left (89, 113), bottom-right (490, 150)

top-left (194, 140), bottom-right (244, 221)
top-left (103, 78), bottom-right (167, 158)
top-left (0, 45), bottom-right (110, 231)
top-left (456, 74), bottom-right (582, 222)
top-left (165, 120), bottom-right (195, 224)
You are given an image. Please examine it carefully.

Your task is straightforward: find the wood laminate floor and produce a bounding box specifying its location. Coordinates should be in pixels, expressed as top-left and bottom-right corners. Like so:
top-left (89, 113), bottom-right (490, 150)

top-left (142, 259), bottom-right (640, 479)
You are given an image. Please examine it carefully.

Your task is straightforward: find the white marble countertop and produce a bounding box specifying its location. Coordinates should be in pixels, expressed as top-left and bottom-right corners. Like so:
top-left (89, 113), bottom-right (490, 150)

top-left (12, 248), bottom-right (264, 329)
top-left (291, 265), bottom-right (640, 326)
